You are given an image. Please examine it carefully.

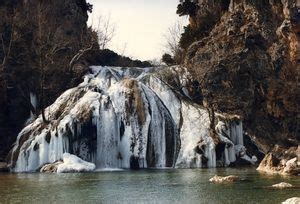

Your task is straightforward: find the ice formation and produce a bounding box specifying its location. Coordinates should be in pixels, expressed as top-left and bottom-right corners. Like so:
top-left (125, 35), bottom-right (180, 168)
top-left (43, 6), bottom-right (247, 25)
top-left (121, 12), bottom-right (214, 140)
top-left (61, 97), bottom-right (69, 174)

top-left (57, 153), bottom-right (96, 173)
top-left (9, 66), bottom-right (256, 172)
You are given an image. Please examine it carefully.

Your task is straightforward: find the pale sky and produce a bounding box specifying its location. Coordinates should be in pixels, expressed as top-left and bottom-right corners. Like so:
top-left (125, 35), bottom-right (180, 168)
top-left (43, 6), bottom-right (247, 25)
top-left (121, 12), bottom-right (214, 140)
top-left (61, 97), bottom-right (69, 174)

top-left (87, 0), bottom-right (187, 61)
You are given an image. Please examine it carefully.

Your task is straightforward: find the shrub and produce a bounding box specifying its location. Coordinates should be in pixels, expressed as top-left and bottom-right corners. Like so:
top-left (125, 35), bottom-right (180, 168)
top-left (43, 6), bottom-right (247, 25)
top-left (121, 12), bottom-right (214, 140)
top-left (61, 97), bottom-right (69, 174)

top-left (162, 53), bottom-right (175, 66)
top-left (176, 0), bottom-right (199, 17)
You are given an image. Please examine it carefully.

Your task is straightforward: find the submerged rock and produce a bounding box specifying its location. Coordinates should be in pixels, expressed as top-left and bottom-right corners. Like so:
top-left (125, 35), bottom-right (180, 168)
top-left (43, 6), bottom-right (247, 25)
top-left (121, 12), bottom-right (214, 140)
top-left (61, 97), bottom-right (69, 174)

top-left (282, 197), bottom-right (300, 204)
top-left (209, 175), bottom-right (240, 184)
top-left (272, 182), bottom-right (293, 189)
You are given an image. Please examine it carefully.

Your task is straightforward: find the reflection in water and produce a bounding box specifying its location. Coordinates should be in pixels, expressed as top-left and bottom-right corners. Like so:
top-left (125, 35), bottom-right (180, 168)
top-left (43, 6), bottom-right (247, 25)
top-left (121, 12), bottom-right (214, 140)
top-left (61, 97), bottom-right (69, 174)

top-left (0, 168), bottom-right (299, 204)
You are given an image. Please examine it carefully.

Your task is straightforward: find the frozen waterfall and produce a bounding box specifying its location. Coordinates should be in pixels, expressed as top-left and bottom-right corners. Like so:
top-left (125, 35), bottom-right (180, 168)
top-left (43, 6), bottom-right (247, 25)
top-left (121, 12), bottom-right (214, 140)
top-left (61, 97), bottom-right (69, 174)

top-left (9, 66), bottom-right (256, 172)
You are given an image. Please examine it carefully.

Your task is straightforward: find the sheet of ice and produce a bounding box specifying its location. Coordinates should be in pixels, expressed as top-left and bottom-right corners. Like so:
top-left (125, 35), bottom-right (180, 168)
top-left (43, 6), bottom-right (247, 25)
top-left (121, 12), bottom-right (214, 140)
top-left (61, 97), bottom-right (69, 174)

top-left (176, 102), bottom-right (214, 168)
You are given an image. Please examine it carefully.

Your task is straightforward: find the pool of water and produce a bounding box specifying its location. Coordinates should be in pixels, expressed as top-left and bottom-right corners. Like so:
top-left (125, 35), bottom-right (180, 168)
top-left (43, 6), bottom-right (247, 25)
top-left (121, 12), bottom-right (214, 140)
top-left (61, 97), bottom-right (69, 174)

top-left (0, 168), bottom-right (299, 203)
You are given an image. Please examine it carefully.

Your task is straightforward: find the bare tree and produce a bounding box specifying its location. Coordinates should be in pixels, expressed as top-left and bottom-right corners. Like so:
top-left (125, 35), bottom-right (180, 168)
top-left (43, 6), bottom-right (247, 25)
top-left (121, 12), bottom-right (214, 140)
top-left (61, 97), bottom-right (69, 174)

top-left (96, 14), bottom-right (116, 50)
top-left (163, 20), bottom-right (185, 64)
top-left (36, 2), bottom-right (49, 123)
top-left (69, 26), bottom-right (98, 72)
top-left (35, 3), bottom-right (70, 123)
top-left (0, 7), bottom-right (16, 73)
top-left (0, 7), bottom-right (16, 108)
top-left (69, 14), bottom-right (115, 71)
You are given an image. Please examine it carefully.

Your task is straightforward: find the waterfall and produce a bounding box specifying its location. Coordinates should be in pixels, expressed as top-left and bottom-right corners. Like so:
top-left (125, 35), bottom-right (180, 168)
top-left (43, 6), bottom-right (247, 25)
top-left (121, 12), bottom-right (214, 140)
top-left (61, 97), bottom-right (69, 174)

top-left (10, 66), bottom-right (256, 172)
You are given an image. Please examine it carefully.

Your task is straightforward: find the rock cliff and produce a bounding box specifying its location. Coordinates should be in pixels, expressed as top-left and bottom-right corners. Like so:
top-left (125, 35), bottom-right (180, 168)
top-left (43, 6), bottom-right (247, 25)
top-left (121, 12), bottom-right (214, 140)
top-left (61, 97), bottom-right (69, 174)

top-left (182, 0), bottom-right (299, 174)
top-left (0, 0), bottom-right (92, 160)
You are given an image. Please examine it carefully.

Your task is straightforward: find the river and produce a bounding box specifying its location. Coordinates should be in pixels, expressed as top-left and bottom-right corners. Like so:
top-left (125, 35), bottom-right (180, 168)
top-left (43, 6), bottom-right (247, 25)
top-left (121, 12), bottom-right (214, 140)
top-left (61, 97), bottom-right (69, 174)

top-left (0, 168), bottom-right (299, 203)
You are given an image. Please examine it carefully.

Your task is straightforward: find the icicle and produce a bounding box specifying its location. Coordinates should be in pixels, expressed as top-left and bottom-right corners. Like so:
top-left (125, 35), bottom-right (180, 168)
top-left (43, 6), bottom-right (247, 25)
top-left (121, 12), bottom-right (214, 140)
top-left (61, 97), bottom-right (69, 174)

top-left (30, 92), bottom-right (37, 116)
top-left (236, 122), bottom-right (244, 145)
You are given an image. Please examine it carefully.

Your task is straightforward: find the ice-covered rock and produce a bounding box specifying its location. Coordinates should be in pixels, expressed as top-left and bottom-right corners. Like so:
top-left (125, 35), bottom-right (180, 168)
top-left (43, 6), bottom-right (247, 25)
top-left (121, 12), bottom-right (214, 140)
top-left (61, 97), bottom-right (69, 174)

top-left (40, 153), bottom-right (95, 173)
top-left (57, 153), bottom-right (96, 173)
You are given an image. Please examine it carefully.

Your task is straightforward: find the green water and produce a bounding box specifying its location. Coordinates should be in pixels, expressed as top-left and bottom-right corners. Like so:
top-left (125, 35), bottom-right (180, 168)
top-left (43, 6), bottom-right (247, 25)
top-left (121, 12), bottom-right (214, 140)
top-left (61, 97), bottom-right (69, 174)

top-left (0, 168), bottom-right (299, 204)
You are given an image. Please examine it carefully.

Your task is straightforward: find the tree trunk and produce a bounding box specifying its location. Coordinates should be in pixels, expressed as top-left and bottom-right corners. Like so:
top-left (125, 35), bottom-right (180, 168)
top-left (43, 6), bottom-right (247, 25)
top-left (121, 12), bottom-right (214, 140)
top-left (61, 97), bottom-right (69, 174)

top-left (206, 105), bottom-right (220, 145)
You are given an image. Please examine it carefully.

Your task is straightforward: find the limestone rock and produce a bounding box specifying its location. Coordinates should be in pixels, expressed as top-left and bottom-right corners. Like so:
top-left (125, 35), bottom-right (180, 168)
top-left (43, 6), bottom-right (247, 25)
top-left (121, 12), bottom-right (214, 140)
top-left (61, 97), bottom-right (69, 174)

top-left (209, 175), bottom-right (240, 183)
top-left (272, 182), bottom-right (293, 189)
top-left (184, 0), bottom-right (299, 174)
top-left (283, 157), bottom-right (300, 175)
top-left (257, 153), bottom-right (300, 175)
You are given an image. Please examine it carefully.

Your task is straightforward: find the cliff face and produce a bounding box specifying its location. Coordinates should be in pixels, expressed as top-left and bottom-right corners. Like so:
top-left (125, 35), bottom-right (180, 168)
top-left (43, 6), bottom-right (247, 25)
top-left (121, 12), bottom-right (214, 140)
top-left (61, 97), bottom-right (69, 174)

top-left (0, 0), bottom-right (91, 160)
top-left (183, 0), bottom-right (299, 173)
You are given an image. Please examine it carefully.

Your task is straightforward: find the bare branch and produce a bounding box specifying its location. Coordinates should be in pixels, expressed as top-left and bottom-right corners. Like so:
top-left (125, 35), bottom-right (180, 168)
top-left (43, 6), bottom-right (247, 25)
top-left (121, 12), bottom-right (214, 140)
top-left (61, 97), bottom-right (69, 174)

top-left (69, 44), bottom-right (94, 71)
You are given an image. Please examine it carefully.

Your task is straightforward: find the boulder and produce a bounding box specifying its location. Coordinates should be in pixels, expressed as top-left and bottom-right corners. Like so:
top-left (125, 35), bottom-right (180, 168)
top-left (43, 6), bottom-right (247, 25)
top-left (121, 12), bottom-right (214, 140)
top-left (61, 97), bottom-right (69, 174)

top-left (209, 175), bottom-right (240, 184)
top-left (257, 153), bottom-right (281, 174)
top-left (40, 161), bottom-right (63, 173)
top-left (257, 153), bottom-right (300, 175)
top-left (282, 197), bottom-right (300, 204)
top-left (283, 157), bottom-right (300, 175)
top-left (272, 182), bottom-right (293, 189)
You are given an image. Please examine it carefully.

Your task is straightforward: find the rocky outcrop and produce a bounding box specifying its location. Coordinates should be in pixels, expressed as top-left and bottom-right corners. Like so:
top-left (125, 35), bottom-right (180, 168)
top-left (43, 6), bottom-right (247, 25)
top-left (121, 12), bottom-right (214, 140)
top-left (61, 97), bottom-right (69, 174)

top-left (257, 147), bottom-right (300, 175)
top-left (182, 0), bottom-right (299, 175)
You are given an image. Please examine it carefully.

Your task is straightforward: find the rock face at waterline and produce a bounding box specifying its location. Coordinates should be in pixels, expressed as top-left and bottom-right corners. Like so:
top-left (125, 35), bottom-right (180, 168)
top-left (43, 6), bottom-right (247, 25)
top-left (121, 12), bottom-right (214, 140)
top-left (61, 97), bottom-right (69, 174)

top-left (7, 66), bottom-right (256, 172)
top-left (257, 151), bottom-right (300, 176)
top-left (181, 0), bottom-right (300, 175)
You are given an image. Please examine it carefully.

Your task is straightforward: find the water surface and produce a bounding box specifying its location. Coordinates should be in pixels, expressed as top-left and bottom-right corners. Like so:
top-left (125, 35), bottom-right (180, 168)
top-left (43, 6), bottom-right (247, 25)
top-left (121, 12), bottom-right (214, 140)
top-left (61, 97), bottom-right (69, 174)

top-left (0, 168), bottom-right (299, 203)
